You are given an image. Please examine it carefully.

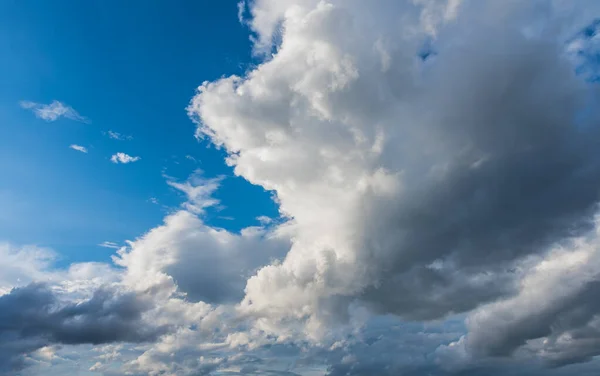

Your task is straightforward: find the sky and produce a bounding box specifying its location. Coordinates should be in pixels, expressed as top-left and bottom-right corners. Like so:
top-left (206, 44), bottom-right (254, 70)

top-left (1, 0), bottom-right (600, 375)
top-left (0, 0), bottom-right (278, 266)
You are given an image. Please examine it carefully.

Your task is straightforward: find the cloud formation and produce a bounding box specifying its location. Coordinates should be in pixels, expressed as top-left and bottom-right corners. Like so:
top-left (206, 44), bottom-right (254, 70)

top-left (115, 172), bottom-right (289, 304)
top-left (69, 144), bottom-right (88, 153)
top-left (20, 100), bottom-right (89, 123)
top-left (0, 283), bottom-right (166, 373)
top-left (6, 1), bottom-right (600, 375)
top-left (188, 0), bottom-right (600, 368)
top-left (111, 152), bottom-right (141, 164)
top-left (106, 130), bottom-right (133, 140)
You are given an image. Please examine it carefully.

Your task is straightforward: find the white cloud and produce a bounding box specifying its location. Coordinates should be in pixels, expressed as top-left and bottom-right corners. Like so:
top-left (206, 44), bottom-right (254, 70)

top-left (68, 144), bottom-right (88, 153)
top-left (98, 241), bottom-right (121, 250)
top-left (237, 1), bottom-right (246, 23)
top-left (166, 171), bottom-right (221, 214)
top-left (190, 0), bottom-right (600, 354)
top-left (106, 130), bottom-right (133, 140)
top-left (20, 100), bottom-right (89, 123)
top-left (0, 243), bottom-right (56, 295)
top-left (110, 152), bottom-right (141, 164)
top-left (115, 171), bottom-right (289, 303)
top-left (256, 215), bottom-right (272, 225)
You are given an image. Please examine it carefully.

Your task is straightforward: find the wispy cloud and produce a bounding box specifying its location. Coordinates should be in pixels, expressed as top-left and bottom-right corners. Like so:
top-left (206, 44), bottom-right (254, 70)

top-left (98, 241), bottom-right (120, 249)
top-left (20, 100), bottom-right (89, 123)
top-left (105, 130), bottom-right (133, 140)
top-left (69, 144), bottom-right (88, 153)
top-left (111, 152), bottom-right (140, 164)
top-left (237, 1), bottom-right (246, 23)
top-left (185, 155), bottom-right (198, 163)
top-left (166, 170), bottom-right (221, 214)
top-left (148, 197), bottom-right (159, 205)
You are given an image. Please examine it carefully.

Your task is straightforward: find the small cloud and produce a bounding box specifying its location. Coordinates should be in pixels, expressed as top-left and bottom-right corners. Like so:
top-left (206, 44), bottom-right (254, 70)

top-left (98, 241), bottom-right (120, 249)
top-left (166, 170), bottom-right (221, 215)
top-left (69, 144), bottom-right (88, 153)
top-left (148, 197), bottom-right (159, 205)
top-left (111, 153), bottom-right (140, 164)
top-left (218, 216), bottom-right (235, 221)
top-left (256, 215), bottom-right (273, 225)
top-left (20, 100), bottom-right (89, 123)
top-left (105, 130), bottom-right (133, 140)
top-left (89, 362), bottom-right (103, 372)
top-left (185, 155), bottom-right (198, 163)
top-left (237, 1), bottom-right (246, 23)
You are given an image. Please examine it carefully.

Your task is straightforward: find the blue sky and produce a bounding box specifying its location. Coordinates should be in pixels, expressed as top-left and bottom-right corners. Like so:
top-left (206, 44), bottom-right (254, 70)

top-left (0, 0), bottom-right (277, 266)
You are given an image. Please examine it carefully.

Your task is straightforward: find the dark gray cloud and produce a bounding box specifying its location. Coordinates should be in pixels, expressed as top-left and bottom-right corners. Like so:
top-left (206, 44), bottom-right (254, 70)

top-left (356, 17), bottom-right (600, 319)
top-left (467, 279), bottom-right (600, 366)
top-left (0, 283), bottom-right (167, 373)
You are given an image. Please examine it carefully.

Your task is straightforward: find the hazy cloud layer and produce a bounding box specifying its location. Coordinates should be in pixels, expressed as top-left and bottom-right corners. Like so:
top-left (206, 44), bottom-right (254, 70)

top-left (20, 100), bottom-right (89, 123)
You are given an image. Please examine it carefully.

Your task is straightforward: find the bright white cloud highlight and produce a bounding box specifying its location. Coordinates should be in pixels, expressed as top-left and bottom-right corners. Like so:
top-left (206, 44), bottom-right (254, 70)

top-left (110, 153), bottom-right (140, 164)
top-left (69, 144), bottom-right (88, 153)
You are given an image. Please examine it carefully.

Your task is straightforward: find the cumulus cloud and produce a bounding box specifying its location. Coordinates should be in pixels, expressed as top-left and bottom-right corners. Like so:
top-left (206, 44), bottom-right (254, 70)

top-left (20, 100), bottom-right (89, 123)
top-left (7, 1), bottom-right (600, 375)
top-left (115, 172), bottom-right (289, 304)
top-left (0, 283), bottom-right (166, 373)
top-left (111, 152), bottom-right (141, 164)
top-left (188, 0), bottom-right (600, 366)
top-left (68, 144), bottom-right (88, 153)
top-left (435, 217), bottom-right (600, 369)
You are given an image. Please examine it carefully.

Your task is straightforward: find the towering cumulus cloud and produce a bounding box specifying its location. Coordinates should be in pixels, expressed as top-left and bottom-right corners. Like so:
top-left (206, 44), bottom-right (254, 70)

top-left (6, 1), bottom-right (600, 375)
top-left (189, 0), bottom-right (600, 371)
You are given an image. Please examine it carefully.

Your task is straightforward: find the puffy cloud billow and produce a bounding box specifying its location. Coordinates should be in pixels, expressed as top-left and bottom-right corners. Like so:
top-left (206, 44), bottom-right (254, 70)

top-left (5, 1), bottom-right (600, 375)
top-left (188, 0), bottom-right (600, 372)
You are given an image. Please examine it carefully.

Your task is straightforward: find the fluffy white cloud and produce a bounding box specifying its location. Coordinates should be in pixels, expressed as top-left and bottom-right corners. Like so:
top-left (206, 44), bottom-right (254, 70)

top-left (110, 152), bottom-right (141, 164)
top-left (189, 0), bottom-right (600, 363)
top-left (115, 172), bottom-right (289, 304)
top-left (68, 144), bottom-right (88, 153)
top-left (0, 244), bottom-right (56, 295)
top-left (20, 100), bottom-right (89, 123)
